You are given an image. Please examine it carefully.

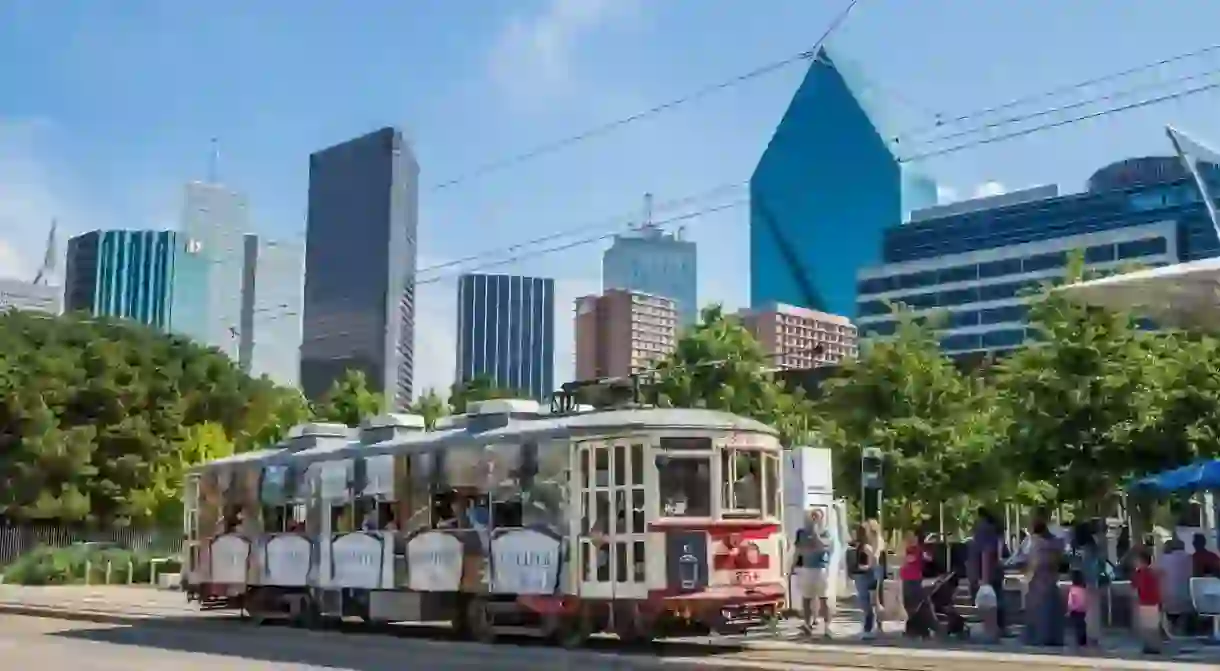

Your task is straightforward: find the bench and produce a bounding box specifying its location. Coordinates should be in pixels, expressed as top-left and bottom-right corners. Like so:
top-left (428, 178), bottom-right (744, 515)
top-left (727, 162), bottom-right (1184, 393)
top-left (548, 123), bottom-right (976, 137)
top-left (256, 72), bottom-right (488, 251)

top-left (1189, 576), bottom-right (1220, 640)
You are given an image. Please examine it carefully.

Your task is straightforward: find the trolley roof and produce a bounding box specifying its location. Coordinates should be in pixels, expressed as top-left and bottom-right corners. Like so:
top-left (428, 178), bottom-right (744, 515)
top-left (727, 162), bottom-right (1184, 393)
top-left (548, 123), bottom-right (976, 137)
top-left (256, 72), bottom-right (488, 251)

top-left (191, 407), bottom-right (777, 472)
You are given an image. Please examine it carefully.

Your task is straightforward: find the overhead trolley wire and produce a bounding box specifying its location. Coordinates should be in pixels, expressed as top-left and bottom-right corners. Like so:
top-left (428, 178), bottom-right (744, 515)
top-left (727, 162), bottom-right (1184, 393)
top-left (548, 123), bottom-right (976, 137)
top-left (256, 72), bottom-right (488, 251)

top-left (416, 71), bottom-right (1220, 284)
top-left (894, 42), bottom-right (1220, 144)
top-left (426, 0), bottom-right (865, 192)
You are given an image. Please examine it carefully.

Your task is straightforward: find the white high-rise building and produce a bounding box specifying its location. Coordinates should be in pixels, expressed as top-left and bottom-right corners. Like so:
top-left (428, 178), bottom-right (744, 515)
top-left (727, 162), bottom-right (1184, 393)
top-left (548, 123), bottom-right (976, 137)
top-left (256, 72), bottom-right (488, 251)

top-left (239, 234), bottom-right (304, 387)
top-left (178, 181), bottom-right (249, 360)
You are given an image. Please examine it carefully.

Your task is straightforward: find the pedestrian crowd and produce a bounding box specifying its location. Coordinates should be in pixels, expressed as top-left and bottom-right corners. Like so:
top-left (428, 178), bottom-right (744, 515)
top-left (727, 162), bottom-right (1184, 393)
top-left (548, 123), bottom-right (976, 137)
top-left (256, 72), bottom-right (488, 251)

top-left (789, 506), bottom-right (1220, 655)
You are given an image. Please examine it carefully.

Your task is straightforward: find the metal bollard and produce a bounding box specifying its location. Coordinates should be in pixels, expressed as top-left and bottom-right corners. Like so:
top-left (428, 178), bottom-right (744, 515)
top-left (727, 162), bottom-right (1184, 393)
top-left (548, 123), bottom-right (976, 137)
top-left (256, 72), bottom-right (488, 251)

top-left (84, 559), bottom-right (91, 585)
top-left (128, 560), bottom-right (134, 585)
top-left (105, 560), bottom-right (112, 585)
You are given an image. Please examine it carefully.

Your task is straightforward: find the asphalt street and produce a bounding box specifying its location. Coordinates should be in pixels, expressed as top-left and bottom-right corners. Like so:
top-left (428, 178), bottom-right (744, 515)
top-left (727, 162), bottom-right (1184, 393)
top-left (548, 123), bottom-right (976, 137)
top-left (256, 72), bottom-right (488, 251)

top-left (0, 614), bottom-right (814, 671)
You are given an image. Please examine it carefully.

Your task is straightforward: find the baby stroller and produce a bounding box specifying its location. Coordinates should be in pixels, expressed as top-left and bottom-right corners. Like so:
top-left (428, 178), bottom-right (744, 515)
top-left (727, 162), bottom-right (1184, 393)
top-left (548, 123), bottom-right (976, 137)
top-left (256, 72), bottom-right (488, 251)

top-left (906, 570), bottom-right (969, 639)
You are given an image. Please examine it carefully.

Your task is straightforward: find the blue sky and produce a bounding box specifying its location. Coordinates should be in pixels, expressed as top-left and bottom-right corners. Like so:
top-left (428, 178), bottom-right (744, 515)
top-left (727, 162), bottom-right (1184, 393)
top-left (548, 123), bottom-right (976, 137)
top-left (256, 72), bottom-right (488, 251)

top-left (4, 0), bottom-right (1220, 394)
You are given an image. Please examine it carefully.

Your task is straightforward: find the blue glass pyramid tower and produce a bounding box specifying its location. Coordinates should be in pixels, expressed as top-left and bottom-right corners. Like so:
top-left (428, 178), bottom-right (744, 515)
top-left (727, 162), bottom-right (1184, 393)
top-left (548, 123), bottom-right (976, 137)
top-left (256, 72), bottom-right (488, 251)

top-left (750, 47), bottom-right (929, 316)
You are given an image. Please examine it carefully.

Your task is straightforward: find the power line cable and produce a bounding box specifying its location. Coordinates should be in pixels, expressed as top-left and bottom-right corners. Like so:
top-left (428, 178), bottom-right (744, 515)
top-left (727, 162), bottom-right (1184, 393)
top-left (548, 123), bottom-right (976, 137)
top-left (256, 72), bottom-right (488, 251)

top-left (895, 42), bottom-right (1220, 143)
top-left (426, 0), bottom-right (865, 192)
top-left (413, 78), bottom-right (1220, 284)
top-left (902, 66), bottom-right (1220, 150)
top-left (900, 77), bottom-right (1220, 163)
top-left (416, 181), bottom-right (745, 278)
top-left (414, 200), bottom-right (746, 286)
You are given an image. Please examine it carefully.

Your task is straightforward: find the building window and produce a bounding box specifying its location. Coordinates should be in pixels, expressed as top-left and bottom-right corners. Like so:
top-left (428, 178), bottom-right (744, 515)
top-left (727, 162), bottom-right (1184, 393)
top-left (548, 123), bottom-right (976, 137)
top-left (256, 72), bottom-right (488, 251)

top-left (1116, 237), bottom-right (1167, 260)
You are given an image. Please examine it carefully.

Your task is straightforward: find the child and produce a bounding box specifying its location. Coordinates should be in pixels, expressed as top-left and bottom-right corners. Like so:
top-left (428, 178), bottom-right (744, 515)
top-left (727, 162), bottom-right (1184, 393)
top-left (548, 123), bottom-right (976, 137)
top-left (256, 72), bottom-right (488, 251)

top-left (1066, 570), bottom-right (1088, 647)
top-left (1130, 548), bottom-right (1161, 654)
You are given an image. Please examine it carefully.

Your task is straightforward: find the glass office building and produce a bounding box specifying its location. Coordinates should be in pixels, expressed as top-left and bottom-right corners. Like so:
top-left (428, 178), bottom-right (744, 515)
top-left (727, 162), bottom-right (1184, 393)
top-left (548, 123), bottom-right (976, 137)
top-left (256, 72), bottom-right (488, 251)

top-left (602, 225), bottom-right (697, 326)
top-left (239, 234), bottom-right (304, 388)
top-left (856, 157), bottom-right (1220, 356)
top-left (177, 181), bottom-right (249, 360)
top-left (300, 127), bottom-right (419, 409)
top-left (455, 273), bottom-right (554, 401)
top-left (749, 46), bottom-right (935, 317)
top-left (64, 229), bottom-right (185, 329)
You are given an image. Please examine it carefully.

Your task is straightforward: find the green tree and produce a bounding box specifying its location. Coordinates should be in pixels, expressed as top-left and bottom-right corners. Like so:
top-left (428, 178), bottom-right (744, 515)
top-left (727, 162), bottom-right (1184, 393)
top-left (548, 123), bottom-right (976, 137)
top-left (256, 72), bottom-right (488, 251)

top-left (144, 421), bottom-right (236, 528)
top-left (646, 304), bottom-right (815, 446)
top-left (314, 369), bottom-right (384, 427)
top-left (236, 381), bottom-right (313, 450)
top-left (0, 310), bottom-right (304, 526)
top-left (813, 312), bottom-right (1003, 528)
top-left (408, 387), bottom-right (448, 430)
top-left (448, 375), bottom-right (521, 414)
top-left (1118, 331), bottom-right (1220, 472)
top-left (990, 256), bottom-right (1150, 509)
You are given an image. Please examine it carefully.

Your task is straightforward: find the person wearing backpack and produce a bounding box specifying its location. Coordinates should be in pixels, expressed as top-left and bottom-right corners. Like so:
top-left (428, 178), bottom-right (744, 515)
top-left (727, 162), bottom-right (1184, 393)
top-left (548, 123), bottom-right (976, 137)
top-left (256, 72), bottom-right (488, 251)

top-left (1070, 521), bottom-right (1107, 647)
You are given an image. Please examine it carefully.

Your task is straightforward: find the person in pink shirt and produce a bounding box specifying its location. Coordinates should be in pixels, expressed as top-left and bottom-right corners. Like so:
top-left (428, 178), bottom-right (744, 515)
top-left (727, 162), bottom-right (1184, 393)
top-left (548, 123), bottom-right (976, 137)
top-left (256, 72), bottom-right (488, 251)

top-left (1066, 570), bottom-right (1088, 647)
top-left (900, 530), bottom-right (932, 637)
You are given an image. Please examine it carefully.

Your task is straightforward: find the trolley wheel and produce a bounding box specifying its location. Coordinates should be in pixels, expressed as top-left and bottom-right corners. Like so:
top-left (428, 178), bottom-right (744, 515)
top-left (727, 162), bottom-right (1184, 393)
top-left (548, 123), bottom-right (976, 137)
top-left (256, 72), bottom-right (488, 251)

top-left (465, 596), bottom-right (497, 644)
top-left (286, 594), bottom-right (309, 628)
top-left (550, 608), bottom-right (593, 649)
top-left (612, 603), bottom-right (652, 644)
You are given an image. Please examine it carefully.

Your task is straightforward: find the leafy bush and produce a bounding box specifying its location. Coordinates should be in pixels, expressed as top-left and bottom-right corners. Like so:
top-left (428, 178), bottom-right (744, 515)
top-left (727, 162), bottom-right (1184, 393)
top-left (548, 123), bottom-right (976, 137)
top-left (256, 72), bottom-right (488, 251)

top-left (3, 544), bottom-right (180, 586)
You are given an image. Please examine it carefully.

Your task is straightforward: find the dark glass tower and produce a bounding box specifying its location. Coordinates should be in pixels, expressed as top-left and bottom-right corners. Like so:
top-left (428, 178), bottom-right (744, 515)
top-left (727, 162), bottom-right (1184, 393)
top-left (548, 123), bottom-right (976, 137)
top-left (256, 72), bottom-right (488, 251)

top-left (455, 273), bottom-right (554, 401)
top-left (300, 127), bottom-right (419, 408)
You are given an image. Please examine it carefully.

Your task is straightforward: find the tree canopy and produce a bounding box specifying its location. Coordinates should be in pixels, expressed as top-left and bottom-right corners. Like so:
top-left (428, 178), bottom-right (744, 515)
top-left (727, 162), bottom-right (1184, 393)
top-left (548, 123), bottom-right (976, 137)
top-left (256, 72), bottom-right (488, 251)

top-left (313, 369), bottom-right (384, 428)
top-left (448, 374), bottom-right (523, 414)
top-left (0, 311), bottom-right (305, 527)
top-left (648, 304), bottom-right (816, 446)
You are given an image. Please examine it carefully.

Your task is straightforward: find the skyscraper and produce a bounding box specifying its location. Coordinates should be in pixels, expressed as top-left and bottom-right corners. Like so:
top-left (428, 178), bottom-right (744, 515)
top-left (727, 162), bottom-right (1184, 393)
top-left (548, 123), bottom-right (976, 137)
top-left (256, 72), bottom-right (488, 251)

top-left (749, 46), bottom-right (933, 317)
top-left (300, 127), bottom-right (419, 409)
top-left (64, 229), bottom-right (182, 328)
top-left (602, 195), bottom-right (697, 325)
top-left (178, 181), bottom-right (249, 359)
top-left (239, 234), bottom-right (304, 388)
top-left (455, 273), bottom-right (554, 400)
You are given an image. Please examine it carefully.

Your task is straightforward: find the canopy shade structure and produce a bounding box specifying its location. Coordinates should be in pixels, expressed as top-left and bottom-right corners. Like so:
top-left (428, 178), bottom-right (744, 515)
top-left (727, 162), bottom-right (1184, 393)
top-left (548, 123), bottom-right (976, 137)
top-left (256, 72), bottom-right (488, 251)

top-left (1058, 257), bottom-right (1220, 331)
top-left (1129, 459), bottom-right (1220, 494)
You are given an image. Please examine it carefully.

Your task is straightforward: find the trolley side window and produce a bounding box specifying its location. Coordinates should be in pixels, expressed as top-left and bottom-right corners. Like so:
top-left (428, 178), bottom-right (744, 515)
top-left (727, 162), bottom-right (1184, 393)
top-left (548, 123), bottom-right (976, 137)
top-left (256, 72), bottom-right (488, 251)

top-left (722, 447), bottom-right (780, 519)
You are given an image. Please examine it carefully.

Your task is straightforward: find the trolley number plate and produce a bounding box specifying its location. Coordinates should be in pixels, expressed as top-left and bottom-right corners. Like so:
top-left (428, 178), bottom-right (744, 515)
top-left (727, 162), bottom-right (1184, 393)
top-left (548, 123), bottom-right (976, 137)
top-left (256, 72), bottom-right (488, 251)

top-left (732, 570), bottom-right (760, 585)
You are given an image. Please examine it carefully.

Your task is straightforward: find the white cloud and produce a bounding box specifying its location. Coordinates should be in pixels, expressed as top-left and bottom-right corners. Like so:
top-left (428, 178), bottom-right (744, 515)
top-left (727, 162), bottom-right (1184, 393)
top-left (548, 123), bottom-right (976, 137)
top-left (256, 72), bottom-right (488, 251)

top-left (487, 0), bottom-right (638, 104)
top-left (973, 181), bottom-right (1007, 198)
top-left (935, 184), bottom-right (959, 204)
top-left (411, 263), bottom-right (599, 400)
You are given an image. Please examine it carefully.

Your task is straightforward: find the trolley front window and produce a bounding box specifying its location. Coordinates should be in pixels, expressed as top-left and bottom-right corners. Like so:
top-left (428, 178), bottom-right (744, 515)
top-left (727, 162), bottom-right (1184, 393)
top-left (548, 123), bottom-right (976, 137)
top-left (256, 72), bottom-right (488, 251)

top-left (656, 455), bottom-right (711, 517)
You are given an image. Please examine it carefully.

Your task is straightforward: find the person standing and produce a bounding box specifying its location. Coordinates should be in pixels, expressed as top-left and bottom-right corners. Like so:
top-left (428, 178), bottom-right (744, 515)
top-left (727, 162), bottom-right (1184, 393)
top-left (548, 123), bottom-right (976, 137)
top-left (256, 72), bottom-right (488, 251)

top-left (791, 507), bottom-right (835, 639)
top-left (900, 530), bottom-right (932, 637)
top-left (1070, 521), bottom-right (1105, 647)
top-left (1022, 518), bottom-right (1065, 646)
top-left (971, 507), bottom-right (1006, 633)
top-left (1066, 571), bottom-right (1089, 648)
top-left (1131, 548), bottom-right (1162, 654)
top-left (849, 523), bottom-right (879, 639)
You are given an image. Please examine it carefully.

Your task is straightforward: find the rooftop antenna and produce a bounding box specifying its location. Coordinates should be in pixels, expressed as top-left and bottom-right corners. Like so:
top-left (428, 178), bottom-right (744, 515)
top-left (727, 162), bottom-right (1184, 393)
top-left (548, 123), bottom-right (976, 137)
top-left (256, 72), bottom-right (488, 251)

top-left (32, 219), bottom-right (58, 286)
top-left (643, 192), bottom-right (654, 229)
top-left (207, 137), bottom-right (220, 184)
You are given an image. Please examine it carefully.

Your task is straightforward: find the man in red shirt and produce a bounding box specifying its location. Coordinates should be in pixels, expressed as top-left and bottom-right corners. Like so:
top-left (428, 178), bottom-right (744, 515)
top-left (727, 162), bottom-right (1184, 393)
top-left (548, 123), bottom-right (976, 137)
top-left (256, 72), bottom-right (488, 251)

top-left (1131, 547), bottom-right (1162, 654)
top-left (1191, 533), bottom-right (1220, 577)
